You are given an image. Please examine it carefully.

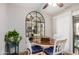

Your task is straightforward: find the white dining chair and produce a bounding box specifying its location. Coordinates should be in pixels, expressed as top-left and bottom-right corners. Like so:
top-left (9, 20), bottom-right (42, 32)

top-left (53, 39), bottom-right (67, 55)
top-left (26, 37), bottom-right (43, 55)
top-left (25, 37), bottom-right (32, 55)
top-left (44, 39), bottom-right (67, 55)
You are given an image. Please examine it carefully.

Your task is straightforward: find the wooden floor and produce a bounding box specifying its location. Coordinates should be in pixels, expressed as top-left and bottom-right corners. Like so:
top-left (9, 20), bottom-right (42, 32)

top-left (63, 52), bottom-right (73, 55)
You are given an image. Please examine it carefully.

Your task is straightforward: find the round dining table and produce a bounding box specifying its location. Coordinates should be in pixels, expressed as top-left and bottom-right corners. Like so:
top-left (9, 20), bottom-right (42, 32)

top-left (31, 39), bottom-right (55, 49)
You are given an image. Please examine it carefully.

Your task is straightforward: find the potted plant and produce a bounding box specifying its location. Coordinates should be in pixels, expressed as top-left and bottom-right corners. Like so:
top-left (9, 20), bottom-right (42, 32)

top-left (5, 29), bottom-right (22, 54)
top-left (5, 29), bottom-right (22, 45)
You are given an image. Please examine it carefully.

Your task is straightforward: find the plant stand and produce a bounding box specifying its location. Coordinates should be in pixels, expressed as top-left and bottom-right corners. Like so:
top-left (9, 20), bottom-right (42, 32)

top-left (5, 42), bottom-right (19, 55)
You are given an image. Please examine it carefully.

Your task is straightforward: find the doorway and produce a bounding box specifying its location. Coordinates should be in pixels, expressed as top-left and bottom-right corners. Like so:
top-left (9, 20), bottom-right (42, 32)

top-left (73, 15), bottom-right (79, 54)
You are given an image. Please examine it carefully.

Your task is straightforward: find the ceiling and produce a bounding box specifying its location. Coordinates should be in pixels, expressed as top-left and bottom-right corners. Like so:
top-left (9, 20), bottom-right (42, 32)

top-left (8, 3), bottom-right (79, 16)
top-left (13, 3), bottom-right (44, 10)
top-left (42, 3), bottom-right (79, 16)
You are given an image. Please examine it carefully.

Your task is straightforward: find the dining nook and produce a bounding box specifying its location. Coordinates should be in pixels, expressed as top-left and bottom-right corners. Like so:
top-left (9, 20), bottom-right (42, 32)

top-left (1, 3), bottom-right (79, 55)
top-left (25, 11), bottom-right (67, 55)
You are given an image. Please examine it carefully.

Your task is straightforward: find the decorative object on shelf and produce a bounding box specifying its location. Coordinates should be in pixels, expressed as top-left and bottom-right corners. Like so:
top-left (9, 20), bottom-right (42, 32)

top-left (4, 29), bottom-right (22, 55)
top-left (25, 11), bottom-right (45, 38)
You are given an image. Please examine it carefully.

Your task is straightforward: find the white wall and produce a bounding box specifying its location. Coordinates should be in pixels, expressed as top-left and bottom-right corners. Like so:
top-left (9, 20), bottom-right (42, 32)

top-left (41, 11), bottom-right (52, 38)
top-left (7, 4), bottom-right (52, 52)
top-left (7, 4), bottom-right (34, 52)
top-left (0, 4), bottom-right (8, 53)
top-left (52, 10), bottom-right (73, 52)
top-left (51, 17), bottom-right (57, 35)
